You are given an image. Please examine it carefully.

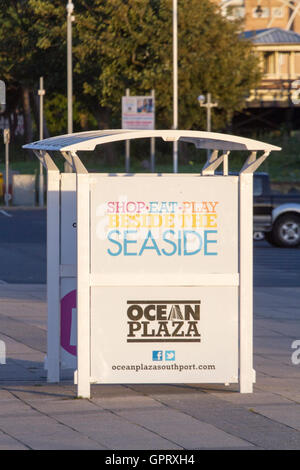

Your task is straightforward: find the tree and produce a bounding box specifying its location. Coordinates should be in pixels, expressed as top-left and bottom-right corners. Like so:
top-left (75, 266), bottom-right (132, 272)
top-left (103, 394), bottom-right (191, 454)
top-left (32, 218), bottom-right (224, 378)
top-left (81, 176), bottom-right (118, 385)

top-left (73, 0), bottom-right (261, 130)
top-left (0, 0), bottom-right (67, 141)
top-left (0, 0), bottom-right (261, 142)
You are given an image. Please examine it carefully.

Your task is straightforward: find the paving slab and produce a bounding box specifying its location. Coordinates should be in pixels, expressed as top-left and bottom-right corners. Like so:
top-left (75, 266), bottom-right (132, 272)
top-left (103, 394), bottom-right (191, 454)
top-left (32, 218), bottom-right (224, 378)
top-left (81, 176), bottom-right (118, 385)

top-left (0, 313), bottom-right (46, 353)
top-left (90, 384), bottom-right (164, 412)
top-left (126, 384), bottom-right (300, 450)
top-left (251, 404), bottom-right (300, 431)
top-left (1, 389), bottom-right (181, 450)
top-left (254, 355), bottom-right (298, 378)
top-left (46, 408), bottom-right (179, 450)
top-left (0, 430), bottom-right (28, 450)
top-left (254, 376), bottom-right (300, 402)
top-left (0, 416), bottom-right (105, 450)
top-left (116, 406), bottom-right (255, 450)
top-left (0, 284), bottom-right (46, 301)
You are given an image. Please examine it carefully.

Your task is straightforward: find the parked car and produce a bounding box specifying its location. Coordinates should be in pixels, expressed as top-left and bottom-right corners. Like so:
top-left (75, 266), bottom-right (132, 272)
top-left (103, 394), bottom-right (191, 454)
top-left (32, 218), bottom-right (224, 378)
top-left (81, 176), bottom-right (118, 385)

top-left (254, 173), bottom-right (300, 248)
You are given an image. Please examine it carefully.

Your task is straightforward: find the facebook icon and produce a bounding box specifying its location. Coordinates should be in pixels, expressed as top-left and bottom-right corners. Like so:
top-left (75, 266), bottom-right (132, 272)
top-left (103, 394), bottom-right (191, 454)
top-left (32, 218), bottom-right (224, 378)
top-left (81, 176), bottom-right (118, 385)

top-left (152, 351), bottom-right (163, 361)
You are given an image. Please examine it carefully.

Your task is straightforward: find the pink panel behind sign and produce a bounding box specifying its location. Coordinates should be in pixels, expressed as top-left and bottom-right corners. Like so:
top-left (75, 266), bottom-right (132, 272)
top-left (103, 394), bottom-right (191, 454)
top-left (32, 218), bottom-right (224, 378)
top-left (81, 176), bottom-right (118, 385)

top-left (60, 289), bottom-right (77, 356)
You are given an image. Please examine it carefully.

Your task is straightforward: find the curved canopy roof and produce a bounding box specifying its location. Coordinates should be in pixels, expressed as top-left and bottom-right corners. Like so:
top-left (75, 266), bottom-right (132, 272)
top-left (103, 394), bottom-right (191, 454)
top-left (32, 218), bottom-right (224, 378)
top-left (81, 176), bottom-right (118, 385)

top-left (23, 129), bottom-right (281, 152)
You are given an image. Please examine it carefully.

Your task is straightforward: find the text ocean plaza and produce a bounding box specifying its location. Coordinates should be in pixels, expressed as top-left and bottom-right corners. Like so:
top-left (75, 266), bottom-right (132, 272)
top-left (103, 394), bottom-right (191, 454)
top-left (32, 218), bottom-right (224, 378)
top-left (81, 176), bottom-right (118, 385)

top-left (126, 300), bottom-right (201, 341)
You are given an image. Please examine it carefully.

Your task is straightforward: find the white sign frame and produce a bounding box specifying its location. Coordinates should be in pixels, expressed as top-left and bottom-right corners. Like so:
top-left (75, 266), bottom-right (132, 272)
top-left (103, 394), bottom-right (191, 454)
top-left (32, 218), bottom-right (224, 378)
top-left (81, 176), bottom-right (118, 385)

top-left (75, 171), bottom-right (254, 397)
top-left (25, 130), bottom-right (281, 398)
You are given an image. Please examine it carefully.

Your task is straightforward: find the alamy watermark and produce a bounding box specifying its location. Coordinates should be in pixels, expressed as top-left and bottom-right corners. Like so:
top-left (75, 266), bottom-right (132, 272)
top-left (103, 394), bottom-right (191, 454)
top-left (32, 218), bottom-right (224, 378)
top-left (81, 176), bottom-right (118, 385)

top-left (291, 340), bottom-right (300, 365)
top-left (0, 340), bottom-right (6, 365)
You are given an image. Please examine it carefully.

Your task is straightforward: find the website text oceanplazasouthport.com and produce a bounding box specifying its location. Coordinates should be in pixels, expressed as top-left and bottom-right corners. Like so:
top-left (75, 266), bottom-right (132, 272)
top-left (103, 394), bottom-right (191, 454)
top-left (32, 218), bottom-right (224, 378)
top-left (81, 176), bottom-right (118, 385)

top-left (111, 363), bottom-right (216, 373)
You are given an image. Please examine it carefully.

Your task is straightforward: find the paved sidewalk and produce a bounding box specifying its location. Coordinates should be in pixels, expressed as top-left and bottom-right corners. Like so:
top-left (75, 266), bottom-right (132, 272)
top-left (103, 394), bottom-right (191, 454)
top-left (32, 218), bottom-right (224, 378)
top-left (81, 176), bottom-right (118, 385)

top-left (0, 284), bottom-right (299, 450)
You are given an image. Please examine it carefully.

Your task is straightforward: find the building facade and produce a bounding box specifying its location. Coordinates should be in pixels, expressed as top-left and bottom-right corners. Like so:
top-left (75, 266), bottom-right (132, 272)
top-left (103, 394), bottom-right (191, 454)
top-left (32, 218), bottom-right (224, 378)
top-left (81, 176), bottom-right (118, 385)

top-left (244, 28), bottom-right (300, 108)
top-left (219, 0), bottom-right (300, 32)
top-left (215, 1), bottom-right (300, 130)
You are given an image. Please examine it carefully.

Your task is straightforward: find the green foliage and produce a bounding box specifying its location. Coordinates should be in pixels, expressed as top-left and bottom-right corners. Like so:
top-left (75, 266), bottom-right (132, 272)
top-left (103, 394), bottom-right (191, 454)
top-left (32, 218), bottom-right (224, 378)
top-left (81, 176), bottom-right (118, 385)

top-left (73, 0), bottom-right (261, 130)
top-left (0, 0), bottom-right (261, 133)
top-left (44, 94), bottom-right (97, 135)
top-left (0, 0), bottom-right (66, 90)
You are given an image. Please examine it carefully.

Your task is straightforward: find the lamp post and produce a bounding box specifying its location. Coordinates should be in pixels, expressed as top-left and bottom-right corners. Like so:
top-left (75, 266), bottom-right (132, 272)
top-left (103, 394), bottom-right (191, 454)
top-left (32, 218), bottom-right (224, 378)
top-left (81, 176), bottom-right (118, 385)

top-left (66, 0), bottom-right (75, 173)
top-left (197, 93), bottom-right (218, 133)
top-left (198, 94), bottom-right (218, 159)
top-left (38, 77), bottom-right (45, 207)
top-left (173, 0), bottom-right (178, 173)
top-left (3, 128), bottom-right (10, 207)
top-left (67, 0), bottom-right (74, 135)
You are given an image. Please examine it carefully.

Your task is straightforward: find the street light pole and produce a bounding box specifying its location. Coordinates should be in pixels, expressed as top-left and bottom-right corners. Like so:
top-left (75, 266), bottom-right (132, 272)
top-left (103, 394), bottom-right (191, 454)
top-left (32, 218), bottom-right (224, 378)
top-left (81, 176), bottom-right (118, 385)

top-left (198, 93), bottom-right (218, 133)
top-left (173, 0), bottom-right (178, 173)
top-left (3, 128), bottom-right (10, 207)
top-left (125, 88), bottom-right (130, 173)
top-left (67, 0), bottom-right (74, 135)
top-left (197, 93), bottom-right (218, 159)
top-left (206, 93), bottom-right (213, 133)
top-left (66, 0), bottom-right (75, 173)
top-left (38, 77), bottom-right (45, 207)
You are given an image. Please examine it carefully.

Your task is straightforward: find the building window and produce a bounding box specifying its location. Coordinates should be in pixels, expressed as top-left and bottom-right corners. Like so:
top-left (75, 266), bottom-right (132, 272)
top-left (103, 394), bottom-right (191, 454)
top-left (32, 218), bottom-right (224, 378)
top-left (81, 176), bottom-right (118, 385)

top-left (226, 6), bottom-right (245, 19)
top-left (252, 7), bottom-right (270, 18)
top-left (263, 52), bottom-right (275, 74)
top-left (278, 52), bottom-right (290, 76)
top-left (295, 53), bottom-right (300, 75)
top-left (272, 7), bottom-right (284, 18)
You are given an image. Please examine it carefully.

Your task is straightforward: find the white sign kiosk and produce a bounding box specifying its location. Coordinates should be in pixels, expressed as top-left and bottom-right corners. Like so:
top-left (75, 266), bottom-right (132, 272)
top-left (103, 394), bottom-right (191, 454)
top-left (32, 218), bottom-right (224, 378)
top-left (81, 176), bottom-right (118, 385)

top-left (24, 130), bottom-right (281, 398)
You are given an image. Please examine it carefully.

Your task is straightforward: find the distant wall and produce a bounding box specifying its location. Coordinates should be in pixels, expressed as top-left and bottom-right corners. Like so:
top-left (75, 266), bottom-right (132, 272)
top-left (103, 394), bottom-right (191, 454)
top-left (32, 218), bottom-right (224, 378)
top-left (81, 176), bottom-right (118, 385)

top-left (12, 174), bottom-right (36, 206)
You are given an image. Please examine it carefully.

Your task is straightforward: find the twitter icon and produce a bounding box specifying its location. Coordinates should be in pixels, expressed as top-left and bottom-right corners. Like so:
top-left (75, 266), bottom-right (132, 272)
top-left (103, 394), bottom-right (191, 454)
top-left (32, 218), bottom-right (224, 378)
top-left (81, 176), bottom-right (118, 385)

top-left (165, 351), bottom-right (175, 361)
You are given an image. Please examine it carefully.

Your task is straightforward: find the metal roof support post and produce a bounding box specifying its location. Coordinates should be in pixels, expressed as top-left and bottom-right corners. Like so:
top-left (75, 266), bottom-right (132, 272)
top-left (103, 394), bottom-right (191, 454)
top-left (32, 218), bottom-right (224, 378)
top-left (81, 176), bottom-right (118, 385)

top-left (62, 151), bottom-right (75, 172)
top-left (239, 172), bottom-right (255, 393)
top-left (223, 151), bottom-right (229, 176)
top-left (202, 151), bottom-right (230, 175)
top-left (33, 150), bottom-right (46, 169)
top-left (240, 151), bottom-right (270, 174)
top-left (42, 151), bottom-right (61, 383)
top-left (70, 151), bottom-right (88, 174)
top-left (76, 168), bottom-right (90, 398)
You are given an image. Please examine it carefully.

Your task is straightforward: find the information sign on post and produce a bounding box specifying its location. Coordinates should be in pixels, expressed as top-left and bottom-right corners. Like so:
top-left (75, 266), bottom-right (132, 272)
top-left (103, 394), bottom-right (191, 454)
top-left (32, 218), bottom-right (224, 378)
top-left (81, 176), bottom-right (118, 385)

top-left (122, 95), bottom-right (155, 130)
top-left (122, 93), bottom-right (155, 172)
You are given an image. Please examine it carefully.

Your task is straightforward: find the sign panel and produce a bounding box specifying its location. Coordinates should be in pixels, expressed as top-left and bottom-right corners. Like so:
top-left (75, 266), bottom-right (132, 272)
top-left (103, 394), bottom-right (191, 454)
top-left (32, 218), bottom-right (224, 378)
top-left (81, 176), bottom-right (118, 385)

top-left (91, 286), bottom-right (238, 383)
top-left (89, 174), bottom-right (239, 384)
top-left (90, 175), bottom-right (239, 277)
top-left (122, 96), bottom-right (155, 130)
